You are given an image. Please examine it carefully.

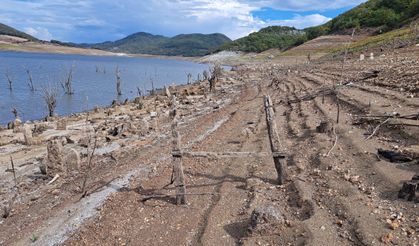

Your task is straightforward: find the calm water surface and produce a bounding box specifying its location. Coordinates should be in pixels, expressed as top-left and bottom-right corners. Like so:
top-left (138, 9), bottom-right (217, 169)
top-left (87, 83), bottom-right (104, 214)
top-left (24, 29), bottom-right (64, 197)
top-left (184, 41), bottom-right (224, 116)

top-left (0, 51), bottom-right (208, 125)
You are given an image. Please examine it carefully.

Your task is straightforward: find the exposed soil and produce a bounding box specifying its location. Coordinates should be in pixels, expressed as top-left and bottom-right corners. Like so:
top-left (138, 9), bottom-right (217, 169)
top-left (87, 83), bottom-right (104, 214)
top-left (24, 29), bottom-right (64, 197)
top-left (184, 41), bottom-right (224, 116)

top-left (0, 39), bottom-right (418, 246)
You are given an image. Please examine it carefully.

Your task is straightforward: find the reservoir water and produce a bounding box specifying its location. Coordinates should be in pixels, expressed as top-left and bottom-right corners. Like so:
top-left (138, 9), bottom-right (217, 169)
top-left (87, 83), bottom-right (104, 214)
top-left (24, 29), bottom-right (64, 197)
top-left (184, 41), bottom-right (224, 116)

top-left (0, 51), bottom-right (208, 125)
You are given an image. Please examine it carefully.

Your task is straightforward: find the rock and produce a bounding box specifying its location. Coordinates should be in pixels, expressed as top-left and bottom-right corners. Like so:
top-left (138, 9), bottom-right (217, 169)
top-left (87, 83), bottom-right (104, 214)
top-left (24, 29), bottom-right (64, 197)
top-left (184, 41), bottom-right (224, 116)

top-left (164, 86), bottom-right (171, 98)
top-left (39, 162), bottom-right (48, 175)
top-left (248, 205), bottom-right (284, 235)
top-left (56, 120), bottom-right (67, 130)
top-left (46, 139), bottom-right (63, 170)
top-left (370, 53), bottom-right (374, 60)
top-left (62, 148), bottom-right (80, 173)
top-left (7, 118), bottom-right (22, 130)
top-left (316, 121), bottom-right (331, 133)
top-left (381, 232), bottom-right (393, 244)
top-left (108, 123), bottom-right (130, 137)
top-left (33, 122), bottom-right (53, 135)
top-left (65, 136), bottom-right (75, 144)
top-left (138, 119), bottom-right (150, 136)
top-left (23, 125), bottom-right (34, 145)
top-left (360, 54), bottom-right (365, 61)
top-left (150, 112), bottom-right (158, 118)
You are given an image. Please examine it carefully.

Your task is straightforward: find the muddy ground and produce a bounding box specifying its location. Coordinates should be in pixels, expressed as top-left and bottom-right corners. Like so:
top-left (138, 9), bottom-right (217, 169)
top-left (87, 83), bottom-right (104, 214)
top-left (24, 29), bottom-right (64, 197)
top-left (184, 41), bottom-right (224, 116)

top-left (0, 41), bottom-right (418, 246)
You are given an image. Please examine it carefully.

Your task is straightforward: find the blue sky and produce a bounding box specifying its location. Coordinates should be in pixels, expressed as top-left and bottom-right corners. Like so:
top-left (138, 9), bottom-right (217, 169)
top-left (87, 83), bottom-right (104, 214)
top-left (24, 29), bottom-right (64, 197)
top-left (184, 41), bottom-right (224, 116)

top-left (0, 0), bottom-right (367, 43)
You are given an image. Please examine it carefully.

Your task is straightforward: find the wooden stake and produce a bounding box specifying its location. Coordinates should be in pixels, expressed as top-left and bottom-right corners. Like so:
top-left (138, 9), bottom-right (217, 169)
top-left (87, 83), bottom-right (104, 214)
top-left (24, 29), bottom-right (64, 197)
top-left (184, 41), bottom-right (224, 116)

top-left (10, 156), bottom-right (17, 188)
top-left (264, 95), bottom-right (287, 185)
top-left (170, 96), bottom-right (187, 205)
top-left (335, 92), bottom-right (340, 124)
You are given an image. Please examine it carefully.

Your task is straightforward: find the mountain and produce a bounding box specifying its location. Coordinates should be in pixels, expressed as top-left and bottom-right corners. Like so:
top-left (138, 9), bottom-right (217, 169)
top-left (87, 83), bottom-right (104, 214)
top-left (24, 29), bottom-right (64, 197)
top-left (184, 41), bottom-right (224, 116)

top-left (0, 23), bottom-right (37, 41)
top-left (64, 32), bottom-right (232, 57)
top-left (305, 0), bottom-right (419, 39)
top-left (217, 26), bottom-right (306, 53)
top-left (219, 0), bottom-right (419, 53)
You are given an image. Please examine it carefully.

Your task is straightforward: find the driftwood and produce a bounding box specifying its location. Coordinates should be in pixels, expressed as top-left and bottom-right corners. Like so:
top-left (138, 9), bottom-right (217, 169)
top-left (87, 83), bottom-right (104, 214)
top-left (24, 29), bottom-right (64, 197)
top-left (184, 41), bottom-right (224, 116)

top-left (286, 87), bottom-right (335, 104)
top-left (10, 156), bottom-right (18, 188)
top-left (377, 149), bottom-right (413, 163)
top-left (179, 151), bottom-right (271, 159)
top-left (365, 118), bottom-right (390, 140)
top-left (264, 95), bottom-right (287, 185)
top-left (141, 192), bottom-right (217, 202)
top-left (352, 115), bottom-right (419, 129)
top-left (326, 127), bottom-right (338, 157)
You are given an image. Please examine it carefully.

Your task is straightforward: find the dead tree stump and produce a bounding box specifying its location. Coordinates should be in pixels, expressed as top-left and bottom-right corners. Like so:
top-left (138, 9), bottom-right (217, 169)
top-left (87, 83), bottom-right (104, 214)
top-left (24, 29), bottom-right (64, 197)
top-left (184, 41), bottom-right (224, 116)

top-left (264, 95), bottom-right (287, 185)
top-left (316, 121), bottom-right (331, 133)
top-left (398, 174), bottom-right (418, 202)
top-left (170, 96), bottom-right (187, 205)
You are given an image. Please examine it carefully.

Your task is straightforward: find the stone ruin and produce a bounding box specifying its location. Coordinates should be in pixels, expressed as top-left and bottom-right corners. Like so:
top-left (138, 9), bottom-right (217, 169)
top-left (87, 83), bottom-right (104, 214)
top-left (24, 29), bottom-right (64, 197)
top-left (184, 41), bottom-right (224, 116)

top-left (41, 139), bottom-right (80, 175)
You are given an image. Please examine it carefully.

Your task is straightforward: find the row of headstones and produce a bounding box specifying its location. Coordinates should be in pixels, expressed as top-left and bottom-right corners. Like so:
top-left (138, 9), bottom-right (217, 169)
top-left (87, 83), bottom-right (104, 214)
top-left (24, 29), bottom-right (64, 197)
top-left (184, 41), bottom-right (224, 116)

top-left (8, 118), bottom-right (81, 175)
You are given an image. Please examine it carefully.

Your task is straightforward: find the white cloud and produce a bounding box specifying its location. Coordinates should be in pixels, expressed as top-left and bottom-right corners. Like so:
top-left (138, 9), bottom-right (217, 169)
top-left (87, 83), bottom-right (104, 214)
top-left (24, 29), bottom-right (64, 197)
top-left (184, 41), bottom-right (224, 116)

top-left (254, 0), bottom-right (367, 11)
top-left (267, 14), bottom-right (332, 29)
top-left (24, 27), bottom-right (53, 41)
top-left (0, 0), bottom-right (367, 42)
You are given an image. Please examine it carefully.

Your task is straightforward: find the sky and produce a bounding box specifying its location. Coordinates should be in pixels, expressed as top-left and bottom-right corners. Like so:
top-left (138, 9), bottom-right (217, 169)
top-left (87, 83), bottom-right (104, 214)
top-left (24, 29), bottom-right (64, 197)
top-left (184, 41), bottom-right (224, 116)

top-left (0, 0), bottom-right (367, 43)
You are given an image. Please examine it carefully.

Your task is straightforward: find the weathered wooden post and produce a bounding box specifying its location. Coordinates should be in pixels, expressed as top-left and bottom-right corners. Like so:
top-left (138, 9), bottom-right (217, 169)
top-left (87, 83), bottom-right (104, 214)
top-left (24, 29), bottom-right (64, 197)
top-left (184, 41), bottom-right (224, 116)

top-left (335, 91), bottom-right (340, 124)
top-left (170, 96), bottom-right (187, 205)
top-left (264, 95), bottom-right (287, 185)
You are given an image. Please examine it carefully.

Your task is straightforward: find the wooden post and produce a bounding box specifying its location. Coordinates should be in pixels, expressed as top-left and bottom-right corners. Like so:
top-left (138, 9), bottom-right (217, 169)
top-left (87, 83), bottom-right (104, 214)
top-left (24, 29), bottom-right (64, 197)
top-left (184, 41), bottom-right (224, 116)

top-left (170, 96), bottom-right (187, 205)
top-left (264, 95), bottom-right (287, 185)
top-left (335, 92), bottom-right (340, 124)
top-left (10, 156), bottom-right (18, 188)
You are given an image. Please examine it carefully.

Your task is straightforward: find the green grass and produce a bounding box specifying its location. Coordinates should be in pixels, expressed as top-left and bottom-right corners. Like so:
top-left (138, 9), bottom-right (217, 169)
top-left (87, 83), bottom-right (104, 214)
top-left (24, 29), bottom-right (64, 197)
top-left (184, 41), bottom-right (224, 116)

top-left (334, 26), bottom-right (417, 54)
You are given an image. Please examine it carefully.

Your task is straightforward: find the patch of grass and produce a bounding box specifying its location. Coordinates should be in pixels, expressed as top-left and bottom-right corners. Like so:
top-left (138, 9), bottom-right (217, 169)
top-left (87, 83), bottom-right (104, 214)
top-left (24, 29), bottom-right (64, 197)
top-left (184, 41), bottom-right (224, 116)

top-left (333, 26), bottom-right (417, 54)
top-left (30, 233), bottom-right (38, 243)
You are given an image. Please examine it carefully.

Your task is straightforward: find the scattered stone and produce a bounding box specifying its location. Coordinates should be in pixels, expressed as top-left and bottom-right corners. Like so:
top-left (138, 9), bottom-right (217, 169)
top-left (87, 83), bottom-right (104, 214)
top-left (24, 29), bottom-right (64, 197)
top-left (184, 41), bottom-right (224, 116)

top-left (7, 118), bottom-right (21, 130)
top-left (150, 112), bottom-right (158, 118)
top-left (381, 232), bottom-right (393, 244)
top-left (46, 139), bottom-right (64, 171)
top-left (23, 125), bottom-right (34, 145)
top-left (360, 54), bottom-right (365, 61)
top-left (39, 162), bottom-right (48, 175)
top-left (56, 120), bottom-right (67, 130)
top-left (108, 123), bottom-right (130, 137)
top-left (370, 53), bottom-right (374, 60)
top-left (316, 121), bottom-right (331, 133)
top-left (386, 219), bottom-right (400, 230)
top-left (248, 205), bottom-right (284, 235)
top-left (62, 148), bottom-right (81, 173)
top-left (65, 136), bottom-right (75, 144)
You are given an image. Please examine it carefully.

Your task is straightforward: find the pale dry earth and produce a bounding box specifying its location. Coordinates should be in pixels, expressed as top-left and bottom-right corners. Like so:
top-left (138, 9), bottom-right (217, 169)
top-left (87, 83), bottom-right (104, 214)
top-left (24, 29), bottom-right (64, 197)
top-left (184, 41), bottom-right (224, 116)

top-left (0, 37), bottom-right (418, 246)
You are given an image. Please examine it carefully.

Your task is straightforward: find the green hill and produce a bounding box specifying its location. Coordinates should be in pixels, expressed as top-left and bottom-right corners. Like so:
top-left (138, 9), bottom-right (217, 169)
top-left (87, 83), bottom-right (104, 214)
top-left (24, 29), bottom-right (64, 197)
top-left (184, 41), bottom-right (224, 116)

top-left (305, 0), bottom-right (419, 39)
top-left (218, 26), bottom-right (306, 53)
top-left (219, 0), bottom-right (419, 53)
top-left (73, 32), bottom-right (231, 57)
top-left (0, 23), bottom-right (37, 41)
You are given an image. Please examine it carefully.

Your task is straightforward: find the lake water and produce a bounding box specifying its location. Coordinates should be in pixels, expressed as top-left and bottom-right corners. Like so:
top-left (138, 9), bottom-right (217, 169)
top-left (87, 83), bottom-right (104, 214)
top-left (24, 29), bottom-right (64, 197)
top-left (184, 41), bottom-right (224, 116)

top-left (0, 51), bottom-right (209, 125)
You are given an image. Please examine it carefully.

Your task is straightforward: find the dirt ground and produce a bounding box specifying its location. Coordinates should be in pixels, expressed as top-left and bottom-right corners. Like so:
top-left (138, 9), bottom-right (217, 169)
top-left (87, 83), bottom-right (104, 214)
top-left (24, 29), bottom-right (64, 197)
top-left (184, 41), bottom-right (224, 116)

top-left (0, 39), bottom-right (418, 246)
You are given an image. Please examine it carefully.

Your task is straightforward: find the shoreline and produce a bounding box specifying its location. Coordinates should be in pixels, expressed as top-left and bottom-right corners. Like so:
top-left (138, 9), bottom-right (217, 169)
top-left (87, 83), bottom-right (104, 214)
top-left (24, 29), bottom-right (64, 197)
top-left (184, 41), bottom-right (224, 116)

top-left (0, 41), bottom-right (199, 62)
